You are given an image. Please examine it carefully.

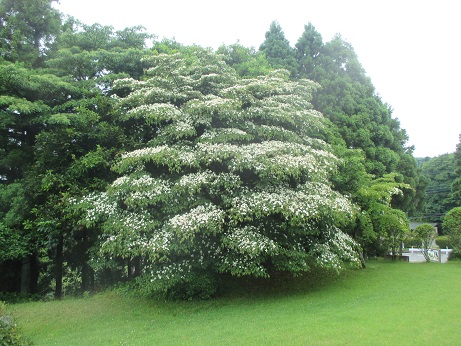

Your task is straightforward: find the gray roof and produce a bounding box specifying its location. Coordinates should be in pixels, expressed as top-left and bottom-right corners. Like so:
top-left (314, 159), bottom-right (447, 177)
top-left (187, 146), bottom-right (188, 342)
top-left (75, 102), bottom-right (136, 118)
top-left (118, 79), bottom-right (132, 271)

top-left (409, 222), bottom-right (438, 230)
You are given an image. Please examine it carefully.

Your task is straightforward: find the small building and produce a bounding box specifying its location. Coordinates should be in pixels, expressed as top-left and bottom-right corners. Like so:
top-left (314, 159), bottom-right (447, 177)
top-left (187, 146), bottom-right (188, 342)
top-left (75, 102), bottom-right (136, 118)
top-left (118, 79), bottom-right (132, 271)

top-left (409, 222), bottom-right (438, 234)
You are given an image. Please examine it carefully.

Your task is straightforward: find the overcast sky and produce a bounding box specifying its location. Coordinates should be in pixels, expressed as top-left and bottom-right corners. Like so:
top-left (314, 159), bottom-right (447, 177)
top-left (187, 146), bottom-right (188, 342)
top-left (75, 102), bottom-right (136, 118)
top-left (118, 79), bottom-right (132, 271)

top-left (56, 0), bottom-right (460, 158)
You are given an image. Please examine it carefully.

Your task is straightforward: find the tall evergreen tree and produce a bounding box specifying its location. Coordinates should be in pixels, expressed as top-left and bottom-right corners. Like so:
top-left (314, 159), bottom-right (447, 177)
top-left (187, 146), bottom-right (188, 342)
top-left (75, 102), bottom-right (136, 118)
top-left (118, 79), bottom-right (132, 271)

top-left (451, 135), bottom-right (461, 205)
top-left (420, 153), bottom-right (457, 223)
top-left (0, 60), bottom-right (79, 293)
top-left (292, 28), bottom-right (425, 215)
top-left (0, 0), bottom-right (62, 66)
top-left (259, 21), bottom-right (299, 78)
top-left (295, 22), bottom-right (323, 79)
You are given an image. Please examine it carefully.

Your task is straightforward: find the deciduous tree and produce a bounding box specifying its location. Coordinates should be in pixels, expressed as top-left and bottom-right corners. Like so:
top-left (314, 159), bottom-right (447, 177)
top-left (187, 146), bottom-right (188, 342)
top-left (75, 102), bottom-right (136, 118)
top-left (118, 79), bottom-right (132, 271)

top-left (442, 207), bottom-right (461, 258)
top-left (76, 48), bottom-right (360, 299)
top-left (413, 223), bottom-right (437, 262)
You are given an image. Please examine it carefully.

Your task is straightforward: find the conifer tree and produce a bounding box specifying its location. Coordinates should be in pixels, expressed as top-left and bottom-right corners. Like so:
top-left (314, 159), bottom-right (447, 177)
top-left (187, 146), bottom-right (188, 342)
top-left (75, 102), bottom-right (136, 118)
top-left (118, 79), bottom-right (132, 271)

top-left (259, 21), bottom-right (299, 78)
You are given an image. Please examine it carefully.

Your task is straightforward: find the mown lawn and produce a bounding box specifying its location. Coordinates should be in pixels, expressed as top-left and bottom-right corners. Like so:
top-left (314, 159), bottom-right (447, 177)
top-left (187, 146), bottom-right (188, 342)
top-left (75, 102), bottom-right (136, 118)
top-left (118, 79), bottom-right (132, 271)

top-left (10, 260), bottom-right (461, 345)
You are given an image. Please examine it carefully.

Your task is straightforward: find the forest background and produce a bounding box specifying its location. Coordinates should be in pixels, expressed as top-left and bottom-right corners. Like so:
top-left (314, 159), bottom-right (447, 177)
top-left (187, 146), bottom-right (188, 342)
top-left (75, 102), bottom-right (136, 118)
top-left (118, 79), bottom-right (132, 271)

top-left (1, 0), bottom-right (460, 300)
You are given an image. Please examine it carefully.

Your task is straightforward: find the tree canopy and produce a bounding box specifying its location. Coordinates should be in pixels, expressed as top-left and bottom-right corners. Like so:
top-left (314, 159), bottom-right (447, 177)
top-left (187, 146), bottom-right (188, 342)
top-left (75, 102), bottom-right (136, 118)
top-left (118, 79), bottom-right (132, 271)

top-left (74, 48), bottom-right (360, 298)
top-left (0, 4), bottom-right (430, 299)
top-left (420, 153), bottom-right (457, 223)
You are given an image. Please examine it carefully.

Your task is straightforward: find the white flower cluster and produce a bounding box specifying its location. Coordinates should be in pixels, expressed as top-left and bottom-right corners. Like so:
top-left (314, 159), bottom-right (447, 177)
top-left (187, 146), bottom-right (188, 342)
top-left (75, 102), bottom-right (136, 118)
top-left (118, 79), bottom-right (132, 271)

top-left (200, 128), bottom-right (252, 143)
top-left (257, 124), bottom-right (299, 141)
top-left (327, 228), bottom-right (361, 265)
top-left (116, 211), bottom-right (152, 233)
top-left (111, 176), bottom-right (130, 187)
top-left (113, 77), bottom-right (147, 90)
top-left (121, 145), bottom-right (169, 160)
top-left (306, 226), bottom-right (360, 271)
top-left (177, 171), bottom-right (241, 199)
top-left (219, 255), bottom-right (267, 277)
top-left (130, 230), bottom-right (172, 258)
top-left (184, 95), bottom-right (234, 110)
top-left (231, 183), bottom-right (353, 226)
top-left (166, 119), bottom-right (196, 139)
top-left (263, 94), bottom-right (313, 110)
top-left (126, 103), bottom-right (181, 125)
top-left (224, 226), bottom-right (278, 257)
top-left (311, 243), bottom-right (342, 271)
top-left (166, 203), bottom-right (225, 240)
top-left (149, 259), bottom-right (192, 282)
top-left (78, 192), bottom-right (117, 224)
top-left (178, 170), bottom-right (217, 188)
top-left (125, 176), bottom-right (171, 207)
top-left (115, 145), bottom-right (198, 173)
top-left (196, 140), bottom-right (337, 181)
top-left (300, 182), bottom-right (354, 216)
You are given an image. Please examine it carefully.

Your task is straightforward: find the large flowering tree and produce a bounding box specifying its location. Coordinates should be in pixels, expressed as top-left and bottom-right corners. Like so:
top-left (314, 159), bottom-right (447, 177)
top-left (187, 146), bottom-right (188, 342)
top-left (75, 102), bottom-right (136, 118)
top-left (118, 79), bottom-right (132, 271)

top-left (77, 47), bottom-right (360, 298)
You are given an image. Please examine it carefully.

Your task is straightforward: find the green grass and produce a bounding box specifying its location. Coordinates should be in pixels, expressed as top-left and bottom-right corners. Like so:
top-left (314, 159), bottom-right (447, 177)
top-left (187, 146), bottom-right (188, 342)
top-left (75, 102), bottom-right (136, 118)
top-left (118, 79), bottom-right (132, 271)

top-left (10, 260), bottom-right (461, 345)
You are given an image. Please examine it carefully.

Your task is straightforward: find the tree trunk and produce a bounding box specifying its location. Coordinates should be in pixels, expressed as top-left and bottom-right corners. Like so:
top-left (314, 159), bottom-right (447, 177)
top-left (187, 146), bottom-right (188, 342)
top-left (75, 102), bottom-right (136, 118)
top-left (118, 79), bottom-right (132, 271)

top-left (81, 261), bottom-right (89, 293)
top-left (134, 257), bottom-right (141, 277)
top-left (80, 228), bottom-right (90, 293)
top-left (20, 257), bottom-right (31, 294)
top-left (20, 253), bottom-right (39, 294)
top-left (127, 257), bottom-right (132, 279)
top-left (30, 253), bottom-right (39, 293)
top-left (55, 232), bottom-right (64, 299)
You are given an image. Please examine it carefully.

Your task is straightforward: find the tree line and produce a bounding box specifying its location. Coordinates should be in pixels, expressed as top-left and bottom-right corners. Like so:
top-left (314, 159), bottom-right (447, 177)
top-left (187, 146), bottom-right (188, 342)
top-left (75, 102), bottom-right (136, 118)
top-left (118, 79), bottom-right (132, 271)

top-left (1, 0), bottom-right (459, 299)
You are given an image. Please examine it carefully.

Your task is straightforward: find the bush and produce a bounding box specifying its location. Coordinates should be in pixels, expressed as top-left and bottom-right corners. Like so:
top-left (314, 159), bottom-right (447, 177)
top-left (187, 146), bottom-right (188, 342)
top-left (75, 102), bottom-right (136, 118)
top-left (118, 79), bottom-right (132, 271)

top-left (450, 248), bottom-right (461, 260)
top-left (0, 301), bottom-right (32, 346)
top-left (404, 237), bottom-right (421, 248)
top-left (132, 270), bottom-right (218, 301)
top-left (435, 236), bottom-right (452, 249)
top-left (163, 271), bottom-right (218, 301)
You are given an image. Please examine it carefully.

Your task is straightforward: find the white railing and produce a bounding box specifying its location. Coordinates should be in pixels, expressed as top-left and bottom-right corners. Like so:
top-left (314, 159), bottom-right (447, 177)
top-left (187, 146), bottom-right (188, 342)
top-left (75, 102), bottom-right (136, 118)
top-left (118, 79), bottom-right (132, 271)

top-left (406, 248), bottom-right (452, 263)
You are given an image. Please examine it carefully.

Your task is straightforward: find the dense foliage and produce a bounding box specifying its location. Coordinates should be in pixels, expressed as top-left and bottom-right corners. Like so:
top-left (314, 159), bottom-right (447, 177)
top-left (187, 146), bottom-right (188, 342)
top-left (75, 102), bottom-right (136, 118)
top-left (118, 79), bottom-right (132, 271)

top-left (443, 207), bottom-right (461, 258)
top-left (451, 135), bottom-right (461, 205)
top-left (74, 49), bottom-right (361, 298)
top-left (260, 22), bottom-right (426, 215)
top-left (0, 2), bottom-right (429, 299)
top-left (420, 154), bottom-right (457, 224)
top-left (413, 223), bottom-right (437, 262)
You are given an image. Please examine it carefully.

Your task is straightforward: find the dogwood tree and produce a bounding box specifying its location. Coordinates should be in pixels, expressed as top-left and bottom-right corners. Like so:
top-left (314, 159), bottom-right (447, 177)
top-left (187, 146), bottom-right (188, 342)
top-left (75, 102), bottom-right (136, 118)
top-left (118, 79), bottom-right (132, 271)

top-left (76, 47), bottom-right (360, 298)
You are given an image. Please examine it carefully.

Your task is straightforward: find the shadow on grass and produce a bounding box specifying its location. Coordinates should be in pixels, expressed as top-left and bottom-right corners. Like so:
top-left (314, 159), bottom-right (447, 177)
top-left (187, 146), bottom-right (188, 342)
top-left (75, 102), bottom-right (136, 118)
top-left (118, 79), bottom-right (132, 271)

top-left (215, 264), bottom-right (360, 301)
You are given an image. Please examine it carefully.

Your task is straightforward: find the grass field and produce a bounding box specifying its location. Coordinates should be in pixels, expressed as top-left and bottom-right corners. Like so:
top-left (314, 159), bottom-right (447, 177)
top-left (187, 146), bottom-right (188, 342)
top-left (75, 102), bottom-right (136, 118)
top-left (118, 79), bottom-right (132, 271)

top-left (9, 260), bottom-right (461, 345)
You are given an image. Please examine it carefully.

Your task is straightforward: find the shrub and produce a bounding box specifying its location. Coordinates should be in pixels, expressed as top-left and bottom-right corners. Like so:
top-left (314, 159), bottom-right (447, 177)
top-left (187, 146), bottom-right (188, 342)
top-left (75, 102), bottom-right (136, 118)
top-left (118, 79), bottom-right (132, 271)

top-left (163, 271), bottom-right (218, 301)
top-left (404, 237), bottom-right (421, 248)
top-left (0, 301), bottom-right (32, 346)
top-left (435, 236), bottom-right (452, 249)
top-left (413, 224), bottom-right (438, 262)
top-left (442, 207), bottom-right (461, 259)
top-left (132, 270), bottom-right (218, 301)
top-left (450, 248), bottom-right (461, 260)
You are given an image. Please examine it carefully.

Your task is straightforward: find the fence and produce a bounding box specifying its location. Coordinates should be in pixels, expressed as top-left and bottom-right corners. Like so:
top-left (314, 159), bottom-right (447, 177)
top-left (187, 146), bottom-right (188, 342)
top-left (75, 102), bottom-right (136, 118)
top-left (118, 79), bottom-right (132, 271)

top-left (406, 248), bottom-right (452, 263)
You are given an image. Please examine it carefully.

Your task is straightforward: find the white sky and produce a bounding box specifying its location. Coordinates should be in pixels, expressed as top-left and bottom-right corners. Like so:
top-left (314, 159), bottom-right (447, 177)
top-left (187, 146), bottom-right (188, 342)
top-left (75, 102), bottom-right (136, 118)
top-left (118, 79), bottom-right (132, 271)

top-left (56, 0), bottom-right (461, 158)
